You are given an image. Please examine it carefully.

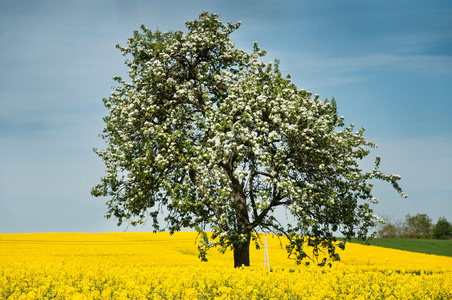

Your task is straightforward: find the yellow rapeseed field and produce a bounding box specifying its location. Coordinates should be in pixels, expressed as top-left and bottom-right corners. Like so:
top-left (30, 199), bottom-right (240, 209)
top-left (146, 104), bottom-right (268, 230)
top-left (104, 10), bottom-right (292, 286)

top-left (1, 232), bottom-right (451, 299)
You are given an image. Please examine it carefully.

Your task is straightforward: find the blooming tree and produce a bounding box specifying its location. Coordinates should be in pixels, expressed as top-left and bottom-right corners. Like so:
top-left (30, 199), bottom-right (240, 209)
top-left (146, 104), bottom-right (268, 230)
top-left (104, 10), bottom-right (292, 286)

top-left (92, 12), bottom-right (407, 267)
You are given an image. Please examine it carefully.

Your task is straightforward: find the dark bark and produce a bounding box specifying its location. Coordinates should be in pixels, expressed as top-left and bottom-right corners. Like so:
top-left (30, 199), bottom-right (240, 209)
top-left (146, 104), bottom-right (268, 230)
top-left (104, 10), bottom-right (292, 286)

top-left (233, 189), bottom-right (251, 267)
top-left (233, 235), bottom-right (251, 267)
top-left (232, 178), bottom-right (251, 267)
top-left (219, 160), bottom-right (252, 267)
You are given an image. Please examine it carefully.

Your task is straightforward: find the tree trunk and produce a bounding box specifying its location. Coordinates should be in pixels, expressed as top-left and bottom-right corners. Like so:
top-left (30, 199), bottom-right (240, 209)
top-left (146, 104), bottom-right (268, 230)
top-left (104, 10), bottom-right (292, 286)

top-left (233, 235), bottom-right (251, 267)
top-left (224, 163), bottom-right (252, 267)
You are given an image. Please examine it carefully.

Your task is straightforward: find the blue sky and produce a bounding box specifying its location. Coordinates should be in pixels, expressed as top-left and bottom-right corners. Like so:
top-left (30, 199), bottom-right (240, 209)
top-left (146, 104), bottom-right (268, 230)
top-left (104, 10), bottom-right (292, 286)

top-left (1, 0), bottom-right (451, 233)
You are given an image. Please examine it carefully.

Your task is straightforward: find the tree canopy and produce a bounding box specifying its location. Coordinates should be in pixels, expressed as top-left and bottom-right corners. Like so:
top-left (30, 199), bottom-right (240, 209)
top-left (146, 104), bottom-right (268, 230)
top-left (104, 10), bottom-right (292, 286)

top-left (403, 214), bottom-right (433, 239)
top-left (92, 12), bottom-right (407, 267)
top-left (433, 217), bottom-right (452, 240)
top-left (377, 214), bottom-right (435, 239)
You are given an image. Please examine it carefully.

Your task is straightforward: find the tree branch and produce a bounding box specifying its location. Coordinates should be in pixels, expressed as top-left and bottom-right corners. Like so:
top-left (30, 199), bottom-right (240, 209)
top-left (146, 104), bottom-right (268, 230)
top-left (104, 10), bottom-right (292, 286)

top-left (248, 170), bottom-right (259, 220)
top-left (188, 169), bottom-right (228, 231)
top-left (250, 190), bottom-right (285, 229)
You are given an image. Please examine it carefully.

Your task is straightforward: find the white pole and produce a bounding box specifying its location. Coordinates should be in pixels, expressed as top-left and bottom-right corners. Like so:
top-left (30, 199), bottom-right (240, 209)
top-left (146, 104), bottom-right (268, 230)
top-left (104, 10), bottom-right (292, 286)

top-left (264, 233), bottom-right (270, 272)
top-left (264, 233), bottom-right (267, 269)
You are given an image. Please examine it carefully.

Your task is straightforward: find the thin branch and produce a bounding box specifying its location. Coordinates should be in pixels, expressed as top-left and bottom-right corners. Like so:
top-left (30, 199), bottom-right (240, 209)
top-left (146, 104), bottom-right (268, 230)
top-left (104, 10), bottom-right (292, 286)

top-left (248, 170), bottom-right (258, 220)
top-left (256, 171), bottom-right (273, 178)
top-left (188, 169), bottom-right (229, 232)
top-left (250, 192), bottom-right (285, 229)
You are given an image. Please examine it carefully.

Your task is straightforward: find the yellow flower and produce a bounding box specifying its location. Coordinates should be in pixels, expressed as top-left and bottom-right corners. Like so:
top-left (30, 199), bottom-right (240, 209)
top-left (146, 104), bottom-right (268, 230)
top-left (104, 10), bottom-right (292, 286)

top-left (1, 232), bottom-right (451, 299)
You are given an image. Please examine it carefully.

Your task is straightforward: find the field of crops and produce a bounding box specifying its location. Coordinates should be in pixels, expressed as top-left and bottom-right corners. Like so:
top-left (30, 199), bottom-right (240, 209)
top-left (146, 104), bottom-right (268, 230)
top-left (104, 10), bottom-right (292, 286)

top-left (346, 238), bottom-right (452, 257)
top-left (1, 232), bottom-right (451, 299)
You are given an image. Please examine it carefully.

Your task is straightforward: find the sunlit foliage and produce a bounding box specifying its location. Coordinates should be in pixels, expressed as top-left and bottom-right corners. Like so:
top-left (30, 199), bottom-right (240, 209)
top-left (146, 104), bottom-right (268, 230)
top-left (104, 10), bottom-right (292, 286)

top-left (92, 12), bottom-right (406, 267)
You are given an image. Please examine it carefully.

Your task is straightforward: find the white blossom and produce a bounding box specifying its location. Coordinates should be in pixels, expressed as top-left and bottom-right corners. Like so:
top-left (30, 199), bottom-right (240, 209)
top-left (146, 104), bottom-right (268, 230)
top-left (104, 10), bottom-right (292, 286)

top-left (92, 12), bottom-right (407, 267)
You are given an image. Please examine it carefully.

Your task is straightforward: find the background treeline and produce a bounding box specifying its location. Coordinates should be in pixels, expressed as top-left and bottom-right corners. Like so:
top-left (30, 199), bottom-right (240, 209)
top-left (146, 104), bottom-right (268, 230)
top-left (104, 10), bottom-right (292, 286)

top-left (377, 214), bottom-right (452, 239)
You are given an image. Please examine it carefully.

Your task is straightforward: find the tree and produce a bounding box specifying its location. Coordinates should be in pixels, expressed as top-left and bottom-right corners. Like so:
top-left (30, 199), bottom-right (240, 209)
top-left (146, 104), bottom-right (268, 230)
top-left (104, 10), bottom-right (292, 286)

top-left (377, 217), bottom-right (403, 238)
top-left (377, 223), bottom-right (398, 238)
top-left (433, 217), bottom-right (452, 240)
top-left (91, 12), bottom-right (407, 267)
top-left (403, 214), bottom-right (433, 239)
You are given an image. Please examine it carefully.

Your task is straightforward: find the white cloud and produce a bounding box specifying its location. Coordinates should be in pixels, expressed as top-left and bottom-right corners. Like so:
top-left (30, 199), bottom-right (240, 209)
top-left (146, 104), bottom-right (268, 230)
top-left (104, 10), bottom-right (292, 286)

top-left (368, 136), bottom-right (452, 190)
top-left (269, 50), bottom-right (452, 90)
top-left (289, 52), bottom-right (452, 75)
top-left (330, 54), bottom-right (452, 75)
top-left (357, 135), bottom-right (452, 222)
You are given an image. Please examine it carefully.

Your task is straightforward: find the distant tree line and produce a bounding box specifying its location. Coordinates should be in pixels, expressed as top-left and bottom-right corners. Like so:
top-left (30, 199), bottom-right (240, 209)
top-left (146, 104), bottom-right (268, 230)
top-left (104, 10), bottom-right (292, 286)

top-left (377, 214), bottom-right (452, 239)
